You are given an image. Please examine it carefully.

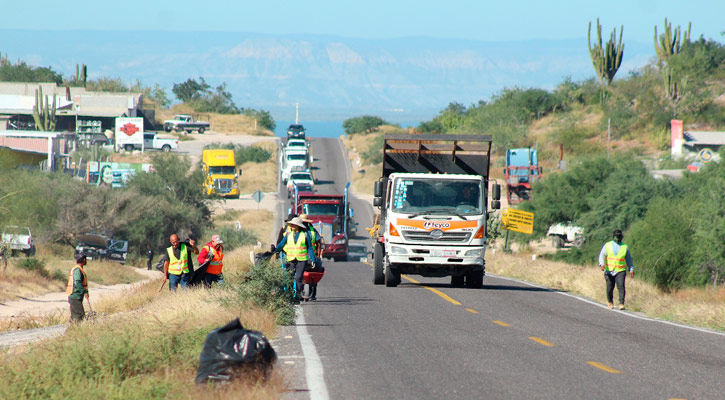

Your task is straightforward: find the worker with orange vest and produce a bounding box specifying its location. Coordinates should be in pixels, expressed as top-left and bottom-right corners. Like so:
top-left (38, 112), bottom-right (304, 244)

top-left (67, 253), bottom-right (89, 323)
top-left (197, 234), bottom-right (225, 287)
top-left (599, 229), bottom-right (634, 310)
top-left (161, 233), bottom-right (199, 292)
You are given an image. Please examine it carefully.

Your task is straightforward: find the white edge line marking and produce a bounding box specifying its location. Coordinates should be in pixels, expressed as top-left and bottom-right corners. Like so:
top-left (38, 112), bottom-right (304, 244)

top-left (488, 273), bottom-right (725, 337)
top-left (295, 305), bottom-right (330, 400)
top-left (337, 138), bottom-right (352, 182)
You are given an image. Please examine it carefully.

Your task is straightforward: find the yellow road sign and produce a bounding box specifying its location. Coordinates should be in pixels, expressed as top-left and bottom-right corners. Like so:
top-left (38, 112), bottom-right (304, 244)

top-left (501, 209), bottom-right (534, 235)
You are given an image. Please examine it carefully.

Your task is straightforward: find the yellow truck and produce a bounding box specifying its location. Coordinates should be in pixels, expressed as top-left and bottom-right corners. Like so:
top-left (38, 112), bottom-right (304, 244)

top-left (202, 149), bottom-right (240, 198)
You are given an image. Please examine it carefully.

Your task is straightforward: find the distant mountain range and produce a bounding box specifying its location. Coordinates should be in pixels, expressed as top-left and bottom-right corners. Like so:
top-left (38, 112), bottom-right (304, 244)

top-left (0, 30), bottom-right (653, 122)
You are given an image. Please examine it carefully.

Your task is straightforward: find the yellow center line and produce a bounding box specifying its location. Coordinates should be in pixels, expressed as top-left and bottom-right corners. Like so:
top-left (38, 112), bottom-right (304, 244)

top-left (401, 275), bottom-right (461, 306)
top-left (465, 308), bottom-right (479, 314)
top-left (587, 361), bottom-right (623, 374)
top-left (529, 337), bottom-right (555, 347)
top-left (492, 320), bottom-right (510, 327)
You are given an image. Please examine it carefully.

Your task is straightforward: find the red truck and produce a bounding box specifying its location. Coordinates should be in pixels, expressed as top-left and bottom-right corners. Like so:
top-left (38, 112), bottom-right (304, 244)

top-left (504, 148), bottom-right (542, 204)
top-left (292, 184), bottom-right (354, 262)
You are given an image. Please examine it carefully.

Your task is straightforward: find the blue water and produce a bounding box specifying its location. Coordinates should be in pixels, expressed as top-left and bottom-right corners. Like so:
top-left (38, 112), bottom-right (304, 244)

top-left (274, 121), bottom-right (345, 139)
top-left (273, 120), bottom-right (420, 139)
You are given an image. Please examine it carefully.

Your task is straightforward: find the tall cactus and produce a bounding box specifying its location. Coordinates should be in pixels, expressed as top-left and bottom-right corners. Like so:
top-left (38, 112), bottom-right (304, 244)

top-left (654, 19), bottom-right (691, 99)
top-left (587, 19), bottom-right (625, 97)
top-left (74, 63), bottom-right (88, 87)
top-left (32, 87), bottom-right (57, 131)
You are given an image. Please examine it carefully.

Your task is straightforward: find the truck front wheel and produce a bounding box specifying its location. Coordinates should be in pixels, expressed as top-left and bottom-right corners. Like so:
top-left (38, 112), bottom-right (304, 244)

top-left (164, 125), bottom-right (172, 132)
top-left (451, 275), bottom-right (465, 288)
top-left (124, 144), bottom-right (134, 152)
top-left (373, 242), bottom-right (384, 285)
top-left (384, 263), bottom-right (399, 287)
top-left (465, 269), bottom-right (484, 289)
top-left (198, 127), bottom-right (205, 134)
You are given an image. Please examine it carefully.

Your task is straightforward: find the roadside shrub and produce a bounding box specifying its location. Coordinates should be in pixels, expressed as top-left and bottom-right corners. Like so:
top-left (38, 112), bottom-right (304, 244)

top-left (360, 134), bottom-right (384, 165)
top-left (236, 260), bottom-right (295, 325)
top-left (203, 142), bottom-right (272, 164)
top-left (213, 225), bottom-right (257, 251)
top-left (343, 115), bottom-right (386, 136)
top-left (15, 258), bottom-right (50, 279)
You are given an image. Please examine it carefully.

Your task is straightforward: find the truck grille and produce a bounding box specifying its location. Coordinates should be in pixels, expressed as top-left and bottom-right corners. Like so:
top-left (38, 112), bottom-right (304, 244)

top-left (214, 179), bottom-right (234, 193)
top-left (401, 231), bottom-right (472, 243)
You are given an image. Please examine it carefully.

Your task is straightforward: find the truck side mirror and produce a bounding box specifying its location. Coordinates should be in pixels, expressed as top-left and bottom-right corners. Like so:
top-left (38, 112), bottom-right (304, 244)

top-left (491, 200), bottom-right (500, 210)
top-left (373, 198), bottom-right (382, 207)
top-left (492, 183), bottom-right (501, 201)
top-left (239, 169), bottom-right (243, 176)
top-left (349, 208), bottom-right (354, 218)
top-left (287, 207), bottom-right (292, 216)
top-left (374, 181), bottom-right (383, 198)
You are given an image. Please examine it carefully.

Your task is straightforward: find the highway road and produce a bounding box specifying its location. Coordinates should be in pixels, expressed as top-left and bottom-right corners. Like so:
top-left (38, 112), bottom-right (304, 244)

top-left (276, 137), bottom-right (725, 400)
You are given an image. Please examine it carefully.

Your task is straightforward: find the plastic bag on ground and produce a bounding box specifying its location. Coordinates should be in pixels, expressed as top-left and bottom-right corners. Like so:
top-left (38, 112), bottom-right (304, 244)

top-left (196, 318), bottom-right (277, 384)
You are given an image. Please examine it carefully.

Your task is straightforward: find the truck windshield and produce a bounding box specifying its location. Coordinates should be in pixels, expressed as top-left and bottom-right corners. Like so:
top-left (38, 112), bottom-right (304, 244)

top-left (209, 166), bottom-right (236, 175)
top-left (288, 154), bottom-right (307, 161)
top-left (303, 203), bottom-right (339, 216)
top-left (391, 178), bottom-right (483, 215)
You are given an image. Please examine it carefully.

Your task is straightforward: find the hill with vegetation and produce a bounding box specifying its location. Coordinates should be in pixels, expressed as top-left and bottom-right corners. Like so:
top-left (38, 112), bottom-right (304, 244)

top-left (344, 22), bottom-right (725, 291)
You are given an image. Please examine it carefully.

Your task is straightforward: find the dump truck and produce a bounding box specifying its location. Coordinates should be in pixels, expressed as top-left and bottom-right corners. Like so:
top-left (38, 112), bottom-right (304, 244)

top-left (371, 134), bottom-right (500, 288)
top-left (202, 149), bottom-right (241, 198)
top-left (504, 148), bottom-right (542, 204)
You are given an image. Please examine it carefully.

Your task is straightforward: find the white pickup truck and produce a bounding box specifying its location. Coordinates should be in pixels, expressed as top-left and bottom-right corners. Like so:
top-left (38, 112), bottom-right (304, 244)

top-left (1, 226), bottom-right (35, 257)
top-left (121, 133), bottom-right (178, 152)
top-left (163, 114), bottom-right (210, 134)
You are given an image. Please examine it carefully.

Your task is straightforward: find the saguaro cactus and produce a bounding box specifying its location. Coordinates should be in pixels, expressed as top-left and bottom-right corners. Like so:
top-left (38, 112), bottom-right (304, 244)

top-left (587, 19), bottom-right (625, 91)
top-left (74, 63), bottom-right (88, 87)
top-left (32, 87), bottom-right (57, 131)
top-left (654, 19), bottom-right (691, 99)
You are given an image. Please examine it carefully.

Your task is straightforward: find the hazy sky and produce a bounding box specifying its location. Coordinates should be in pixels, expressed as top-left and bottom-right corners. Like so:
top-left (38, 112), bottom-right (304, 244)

top-left (3, 0), bottom-right (723, 44)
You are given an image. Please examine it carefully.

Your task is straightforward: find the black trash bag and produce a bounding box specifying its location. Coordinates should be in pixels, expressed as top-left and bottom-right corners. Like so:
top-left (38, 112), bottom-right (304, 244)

top-left (196, 318), bottom-right (277, 384)
top-left (188, 258), bottom-right (211, 287)
top-left (254, 251), bottom-right (275, 266)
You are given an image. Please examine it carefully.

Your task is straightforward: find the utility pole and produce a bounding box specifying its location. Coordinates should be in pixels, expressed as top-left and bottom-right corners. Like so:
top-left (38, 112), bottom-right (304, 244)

top-left (295, 102), bottom-right (299, 124)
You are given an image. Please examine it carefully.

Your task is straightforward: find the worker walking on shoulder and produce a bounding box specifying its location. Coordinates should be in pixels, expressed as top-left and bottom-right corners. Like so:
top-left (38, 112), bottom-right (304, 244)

top-left (67, 253), bottom-right (89, 323)
top-left (599, 229), bottom-right (634, 310)
top-left (198, 234), bottom-right (224, 287)
top-left (273, 217), bottom-right (317, 302)
top-left (300, 214), bottom-right (325, 300)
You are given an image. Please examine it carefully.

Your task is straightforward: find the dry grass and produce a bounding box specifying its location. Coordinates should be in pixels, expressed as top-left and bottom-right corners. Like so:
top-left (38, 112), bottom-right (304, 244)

top-left (0, 256), bottom-right (145, 302)
top-left (341, 133), bottom-right (382, 196)
top-left (157, 105), bottom-right (274, 136)
top-left (487, 251), bottom-right (725, 331)
top-left (238, 144), bottom-right (278, 194)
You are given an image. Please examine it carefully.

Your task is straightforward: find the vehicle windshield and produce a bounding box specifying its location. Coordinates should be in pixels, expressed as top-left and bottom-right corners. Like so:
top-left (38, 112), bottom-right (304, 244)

top-left (391, 178), bottom-right (484, 215)
top-left (296, 184), bottom-right (314, 192)
top-left (3, 226), bottom-right (29, 235)
top-left (287, 141), bottom-right (305, 147)
top-left (290, 173), bottom-right (311, 180)
top-left (208, 166), bottom-right (236, 175)
top-left (303, 203), bottom-right (339, 216)
top-left (288, 154), bottom-right (307, 161)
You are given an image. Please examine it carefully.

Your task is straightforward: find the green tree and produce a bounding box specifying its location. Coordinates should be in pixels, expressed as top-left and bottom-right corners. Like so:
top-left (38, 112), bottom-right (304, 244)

top-left (343, 115), bottom-right (386, 135)
top-left (0, 58), bottom-right (62, 84)
top-left (172, 77), bottom-right (211, 102)
top-left (86, 77), bottom-right (129, 92)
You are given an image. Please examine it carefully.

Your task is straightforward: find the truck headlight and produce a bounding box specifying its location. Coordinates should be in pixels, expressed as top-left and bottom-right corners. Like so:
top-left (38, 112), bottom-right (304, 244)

top-left (390, 245), bottom-right (407, 254)
top-left (464, 249), bottom-right (482, 257)
top-left (334, 238), bottom-right (347, 245)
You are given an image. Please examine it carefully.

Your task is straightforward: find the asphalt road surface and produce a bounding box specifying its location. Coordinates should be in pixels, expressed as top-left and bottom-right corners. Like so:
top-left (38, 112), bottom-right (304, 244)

top-left (276, 137), bottom-right (725, 400)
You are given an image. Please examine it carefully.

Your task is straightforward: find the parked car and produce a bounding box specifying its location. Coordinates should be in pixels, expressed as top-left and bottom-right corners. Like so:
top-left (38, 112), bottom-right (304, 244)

top-left (163, 114), bottom-right (210, 134)
top-left (1, 226), bottom-right (35, 257)
top-left (121, 132), bottom-right (178, 152)
top-left (74, 233), bottom-right (128, 263)
top-left (547, 223), bottom-right (585, 248)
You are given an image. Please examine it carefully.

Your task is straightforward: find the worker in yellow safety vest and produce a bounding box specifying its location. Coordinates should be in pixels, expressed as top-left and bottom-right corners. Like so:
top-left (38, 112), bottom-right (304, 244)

top-left (67, 253), bottom-right (89, 323)
top-left (161, 233), bottom-right (199, 292)
top-left (599, 229), bottom-right (635, 310)
top-left (273, 217), bottom-right (317, 302)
